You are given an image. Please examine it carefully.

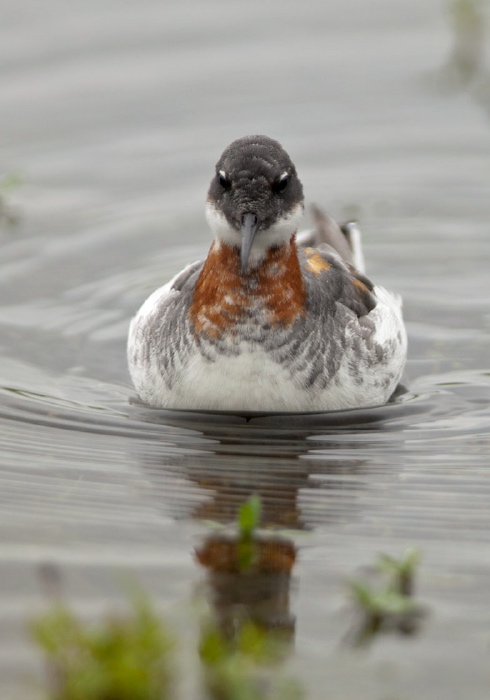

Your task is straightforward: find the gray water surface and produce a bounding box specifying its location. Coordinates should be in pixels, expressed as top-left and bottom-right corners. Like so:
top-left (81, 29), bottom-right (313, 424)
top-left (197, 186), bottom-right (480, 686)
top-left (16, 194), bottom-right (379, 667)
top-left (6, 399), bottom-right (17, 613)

top-left (1, 1), bottom-right (490, 698)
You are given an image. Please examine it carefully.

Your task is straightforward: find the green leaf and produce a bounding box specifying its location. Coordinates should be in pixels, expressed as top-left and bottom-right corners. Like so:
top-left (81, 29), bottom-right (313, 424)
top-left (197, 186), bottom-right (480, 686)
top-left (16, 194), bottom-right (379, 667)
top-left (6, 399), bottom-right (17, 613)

top-left (238, 495), bottom-right (261, 537)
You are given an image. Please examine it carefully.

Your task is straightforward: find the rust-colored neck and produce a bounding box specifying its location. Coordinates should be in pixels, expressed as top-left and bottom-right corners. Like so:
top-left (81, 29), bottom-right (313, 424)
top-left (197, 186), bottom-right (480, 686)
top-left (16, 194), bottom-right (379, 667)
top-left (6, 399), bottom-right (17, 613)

top-left (189, 236), bottom-right (306, 339)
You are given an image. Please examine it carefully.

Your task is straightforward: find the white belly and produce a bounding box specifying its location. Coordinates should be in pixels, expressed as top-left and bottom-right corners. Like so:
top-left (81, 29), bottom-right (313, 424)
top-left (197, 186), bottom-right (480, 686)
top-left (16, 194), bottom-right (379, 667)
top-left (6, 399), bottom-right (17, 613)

top-left (131, 340), bottom-right (400, 413)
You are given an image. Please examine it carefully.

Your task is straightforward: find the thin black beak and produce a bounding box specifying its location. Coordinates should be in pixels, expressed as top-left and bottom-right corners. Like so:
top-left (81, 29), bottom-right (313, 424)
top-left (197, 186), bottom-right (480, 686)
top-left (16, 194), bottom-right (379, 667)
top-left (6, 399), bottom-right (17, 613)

top-left (240, 213), bottom-right (259, 273)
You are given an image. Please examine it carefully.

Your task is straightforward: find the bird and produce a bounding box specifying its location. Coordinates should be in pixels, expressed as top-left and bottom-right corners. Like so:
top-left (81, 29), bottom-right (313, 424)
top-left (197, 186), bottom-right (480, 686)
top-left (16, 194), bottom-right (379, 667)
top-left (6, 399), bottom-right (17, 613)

top-left (128, 135), bottom-right (407, 413)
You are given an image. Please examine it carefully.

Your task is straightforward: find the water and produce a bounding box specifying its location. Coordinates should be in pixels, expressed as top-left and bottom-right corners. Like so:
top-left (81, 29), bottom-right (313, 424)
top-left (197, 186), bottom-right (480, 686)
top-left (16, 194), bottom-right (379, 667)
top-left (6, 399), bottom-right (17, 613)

top-left (1, 0), bottom-right (489, 697)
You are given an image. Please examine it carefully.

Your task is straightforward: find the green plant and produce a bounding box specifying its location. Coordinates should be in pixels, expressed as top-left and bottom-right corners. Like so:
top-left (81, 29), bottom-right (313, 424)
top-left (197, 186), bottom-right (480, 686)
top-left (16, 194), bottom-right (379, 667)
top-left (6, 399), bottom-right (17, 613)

top-left (0, 173), bottom-right (21, 192)
top-left (199, 620), bottom-right (302, 700)
top-left (0, 173), bottom-right (21, 226)
top-left (237, 495), bottom-right (261, 571)
top-left (349, 579), bottom-right (420, 618)
top-left (376, 548), bottom-right (421, 596)
top-left (237, 495), bottom-right (261, 539)
top-left (31, 592), bottom-right (174, 700)
top-left (347, 549), bottom-right (425, 646)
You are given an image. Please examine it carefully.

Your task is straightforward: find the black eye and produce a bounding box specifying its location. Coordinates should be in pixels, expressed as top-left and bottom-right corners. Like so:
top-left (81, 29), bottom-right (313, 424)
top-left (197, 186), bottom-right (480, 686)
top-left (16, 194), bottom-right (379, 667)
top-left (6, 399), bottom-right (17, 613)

top-left (218, 170), bottom-right (231, 191)
top-left (272, 173), bottom-right (290, 193)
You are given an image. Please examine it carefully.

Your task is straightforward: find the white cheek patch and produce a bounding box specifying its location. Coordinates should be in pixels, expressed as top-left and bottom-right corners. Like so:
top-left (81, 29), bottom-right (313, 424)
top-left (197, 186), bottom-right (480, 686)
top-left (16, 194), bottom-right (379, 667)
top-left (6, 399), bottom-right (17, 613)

top-left (205, 201), bottom-right (241, 247)
top-left (264, 202), bottom-right (304, 241)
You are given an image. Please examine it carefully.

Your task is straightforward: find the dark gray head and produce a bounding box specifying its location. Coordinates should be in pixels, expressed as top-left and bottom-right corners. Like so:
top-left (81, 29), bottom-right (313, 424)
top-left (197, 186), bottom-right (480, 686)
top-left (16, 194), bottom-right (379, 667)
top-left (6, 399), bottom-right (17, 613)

top-left (206, 135), bottom-right (304, 272)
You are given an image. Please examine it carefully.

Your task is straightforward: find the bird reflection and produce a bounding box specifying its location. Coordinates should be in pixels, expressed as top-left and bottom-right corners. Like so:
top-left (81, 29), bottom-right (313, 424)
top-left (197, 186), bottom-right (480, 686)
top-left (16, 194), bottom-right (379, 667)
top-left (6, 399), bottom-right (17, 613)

top-left (127, 397), bottom-right (410, 530)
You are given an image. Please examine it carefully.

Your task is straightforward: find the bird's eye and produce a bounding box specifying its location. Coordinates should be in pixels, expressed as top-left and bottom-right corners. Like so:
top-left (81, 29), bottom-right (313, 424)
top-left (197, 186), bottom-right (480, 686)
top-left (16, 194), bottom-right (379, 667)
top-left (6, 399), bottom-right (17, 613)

top-left (272, 172), bottom-right (290, 193)
top-left (218, 170), bottom-right (231, 191)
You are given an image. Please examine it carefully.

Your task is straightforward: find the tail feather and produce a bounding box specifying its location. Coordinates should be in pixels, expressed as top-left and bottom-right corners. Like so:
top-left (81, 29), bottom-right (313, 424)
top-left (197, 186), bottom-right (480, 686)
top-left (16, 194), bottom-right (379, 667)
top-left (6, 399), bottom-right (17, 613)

top-left (296, 205), bottom-right (366, 274)
top-left (340, 221), bottom-right (366, 274)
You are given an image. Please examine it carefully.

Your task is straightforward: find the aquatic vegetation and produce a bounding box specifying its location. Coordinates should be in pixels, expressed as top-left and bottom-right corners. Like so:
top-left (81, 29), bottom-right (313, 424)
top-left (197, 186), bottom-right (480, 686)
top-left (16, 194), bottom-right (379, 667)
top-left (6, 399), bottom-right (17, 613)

top-left (446, 0), bottom-right (486, 84)
top-left (31, 592), bottom-right (175, 700)
top-left (199, 619), bottom-right (303, 700)
top-left (195, 494), bottom-right (296, 575)
top-left (237, 494), bottom-right (262, 539)
top-left (237, 494), bottom-right (262, 570)
top-left (196, 495), bottom-right (300, 698)
top-left (195, 494), bottom-right (296, 640)
top-left (0, 173), bottom-right (21, 227)
top-left (32, 497), bottom-right (298, 700)
top-left (30, 502), bottom-right (425, 700)
top-left (376, 547), bottom-right (421, 596)
top-left (347, 549), bottom-right (426, 646)
top-left (0, 173), bottom-right (21, 194)
top-left (439, 0), bottom-right (490, 116)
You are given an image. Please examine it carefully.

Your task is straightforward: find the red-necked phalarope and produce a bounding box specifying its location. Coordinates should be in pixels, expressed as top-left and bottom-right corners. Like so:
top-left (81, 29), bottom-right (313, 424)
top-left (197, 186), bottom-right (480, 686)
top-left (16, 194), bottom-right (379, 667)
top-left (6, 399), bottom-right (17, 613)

top-left (128, 135), bottom-right (407, 412)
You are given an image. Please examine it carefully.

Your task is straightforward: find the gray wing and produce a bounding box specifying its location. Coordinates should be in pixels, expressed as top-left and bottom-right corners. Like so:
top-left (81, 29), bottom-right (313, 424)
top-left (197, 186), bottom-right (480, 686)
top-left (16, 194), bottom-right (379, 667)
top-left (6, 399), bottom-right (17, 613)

top-left (300, 245), bottom-right (376, 319)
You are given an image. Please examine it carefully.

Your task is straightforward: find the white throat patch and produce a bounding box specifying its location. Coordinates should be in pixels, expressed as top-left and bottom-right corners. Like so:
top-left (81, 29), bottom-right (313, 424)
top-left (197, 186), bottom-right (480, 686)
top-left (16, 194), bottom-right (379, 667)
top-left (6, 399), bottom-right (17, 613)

top-left (205, 201), bottom-right (304, 268)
